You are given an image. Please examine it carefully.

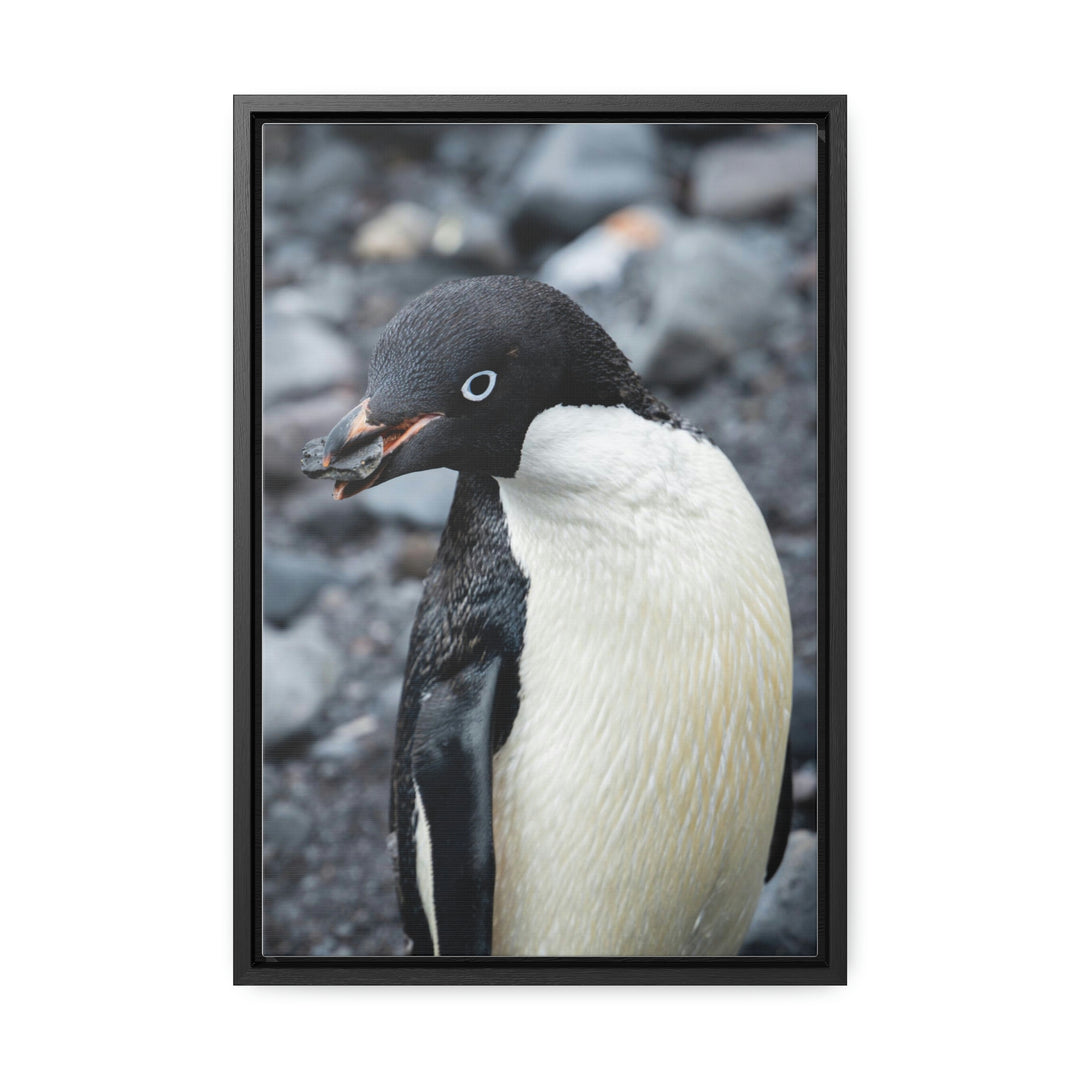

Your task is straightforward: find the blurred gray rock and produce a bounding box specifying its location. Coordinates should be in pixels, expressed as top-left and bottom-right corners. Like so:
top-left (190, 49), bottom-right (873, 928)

top-left (284, 486), bottom-right (378, 544)
top-left (358, 468), bottom-right (457, 529)
top-left (544, 215), bottom-right (786, 390)
top-left (540, 205), bottom-right (673, 295)
top-left (263, 166), bottom-right (296, 211)
top-left (294, 136), bottom-right (369, 202)
top-left (739, 830), bottom-right (817, 956)
top-left (632, 221), bottom-right (786, 387)
top-left (262, 210), bottom-right (288, 247)
top-left (790, 250), bottom-right (818, 294)
top-left (304, 189), bottom-right (362, 239)
top-left (394, 532), bottom-right (440, 580)
top-left (262, 314), bottom-right (355, 406)
top-left (376, 680), bottom-right (404, 723)
top-left (692, 130), bottom-right (817, 220)
top-left (351, 258), bottom-right (471, 327)
top-left (286, 468), bottom-right (456, 537)
top-left (353, 202), bottom-right (436, 261)
top-left (792, 761), bottom-right (817, 805)
top-left (268, 263), bottom-right (358, 324)
top-left (430, 206), bottom-right (515, 270)
top-left (790, 658), bottom-right (817, 764)
top-left (265, 802), bottom-right (313, 851)
top-left (732, 348), bottom-right (772, 388)
top-left (272, 135), bottom-right (370, 237)
top-left (510, 124), bottom-right (668, 243)
top-left (263, 388), bottom-right (359, 481)
top-left (787, 192), bottom-right (818, 251)
top-left (265, 237), bottom-right (319, 283)
top-left (264, 548), bottom-right (343, 626)
top-left (311, 714), bottom-right (378, 760)
top-left (735, 220), bottom-right (799, 269)
top-left (435, 124), bottom-right (534, 185)
top-left (263, 616), bottom-right (345, 746)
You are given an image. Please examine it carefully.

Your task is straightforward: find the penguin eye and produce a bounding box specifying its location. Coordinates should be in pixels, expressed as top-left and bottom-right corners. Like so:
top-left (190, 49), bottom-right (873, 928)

top-left (461, 370), bottom-right (497, 402)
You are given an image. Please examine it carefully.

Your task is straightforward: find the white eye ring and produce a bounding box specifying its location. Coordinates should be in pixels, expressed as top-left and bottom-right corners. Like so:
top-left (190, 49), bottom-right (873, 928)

top-left (461, 370), bottom-right (497, 402)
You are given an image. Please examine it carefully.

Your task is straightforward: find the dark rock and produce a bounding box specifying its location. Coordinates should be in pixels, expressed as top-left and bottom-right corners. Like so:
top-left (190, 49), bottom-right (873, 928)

top-left (786, 192), bottom-right (818, 251)
top-left (429, 206), bottom-right (515, 270)
top-left (631, 221), bottom-right (787, 387)
top-left (265, 237), bottom-right (319, 284)
top-left (509, 123), bottom-right (668, 248)
top-left (394, 532), bottom-right (440, 580)
top-left (300, 431), bottom-right (383, 484)
top-left (656, 123), bottom-right (750, 146)
top-left (790, 250), bottom-right (818, 293)
top-left (294, 135), bottom-right (369, 202)
top-left (790, 658), bottom-right (817, 764)
top-left (262, 616), bottom-right (345, 747)
top-left (369, 164), bottom-right (470, 217)
top-left (261, 210), bottom-right (288, 248)
top-left (268, 262), bottom-right (359, 324)
top-left (287, 468), bottom-right (455, 541)
top-left (358, 468), bottom-right (457, 530)
top-left (540, 209), bottom-right (788, 391)
top-left (691, 129), bottom-right (818, 220)
top-left (263, 548), bottom-right (343, 626)
top-left (351, 258), bottom-right (472, 331)
top-left (311, 714), bottom-right (378, 760)
top-left (263, 389), bottom-right (359, 481)
top-left (355, 124), bottom-right (448, 155)
top-left (647, 331), bottom-right (728, 391)
top-left (285, 486), bottom-right (379, 544)
top-left (263, 124), bottom-right (295, 167)
top-left (262, 314), bottom-right (355, 406)
top-left (732, 348), bottom-right (772, 388)
top-left (263, 164), bottom-right (296, 210)
top-left (256, 133), bottom-right (370, 240)
top-left (739, 830), bottom-right (817, 956)
top-left (302, 189), bottom-right (363, 240)
top-left (791, 761), bottom-right (817, 833)
top-left (435, 124), bottom-right (535, 185)
top-left (265, 802), bottom-right (313, 852)
top-left (733, 220), bottom-right (799, 270)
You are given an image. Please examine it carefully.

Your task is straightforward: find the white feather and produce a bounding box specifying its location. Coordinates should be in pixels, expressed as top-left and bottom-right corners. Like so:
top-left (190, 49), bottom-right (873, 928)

top-left (413, 784), bottom-right (440, 956)
top-left (492, 405), bottom-right (792, 956)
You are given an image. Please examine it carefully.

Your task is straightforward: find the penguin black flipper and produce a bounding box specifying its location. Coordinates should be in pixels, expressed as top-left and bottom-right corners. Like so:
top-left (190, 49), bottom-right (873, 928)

top-left (391, 473), bottom-right (527, 956)
top-left (409, 656), bottom-right (502, 954)
top-left (765, 739), bottom-right (793, 882)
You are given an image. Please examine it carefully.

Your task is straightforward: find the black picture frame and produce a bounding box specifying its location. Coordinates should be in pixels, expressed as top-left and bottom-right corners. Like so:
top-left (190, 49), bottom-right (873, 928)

top-left (234, 94), bottom-right (846, 985)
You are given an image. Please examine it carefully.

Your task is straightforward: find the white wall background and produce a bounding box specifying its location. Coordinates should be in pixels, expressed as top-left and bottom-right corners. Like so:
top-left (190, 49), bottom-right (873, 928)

top-left (4, 3), bottom-right (1076, 1077)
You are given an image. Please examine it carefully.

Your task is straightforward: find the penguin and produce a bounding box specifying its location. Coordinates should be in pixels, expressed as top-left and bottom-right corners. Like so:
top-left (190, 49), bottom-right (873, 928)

top-left (302, 275), bottom-right (793, 957)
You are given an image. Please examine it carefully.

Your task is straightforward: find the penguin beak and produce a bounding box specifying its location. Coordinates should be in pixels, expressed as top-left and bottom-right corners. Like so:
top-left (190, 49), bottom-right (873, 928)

top-left (301, 397), bottom-right (442, 500)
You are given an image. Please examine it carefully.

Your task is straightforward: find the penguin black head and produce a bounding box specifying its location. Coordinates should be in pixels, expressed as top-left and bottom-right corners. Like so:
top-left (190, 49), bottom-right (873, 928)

top-left (303, 276), bottom-right (650, 498)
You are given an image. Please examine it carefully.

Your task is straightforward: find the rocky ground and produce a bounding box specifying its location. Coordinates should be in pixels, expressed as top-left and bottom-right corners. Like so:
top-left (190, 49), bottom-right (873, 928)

top-left (260, 122), bottom-right (820, 957)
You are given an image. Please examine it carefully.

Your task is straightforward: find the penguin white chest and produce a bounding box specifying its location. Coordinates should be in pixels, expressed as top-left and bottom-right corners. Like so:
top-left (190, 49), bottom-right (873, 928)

top-left (492, 404), bottom-right (792, 956)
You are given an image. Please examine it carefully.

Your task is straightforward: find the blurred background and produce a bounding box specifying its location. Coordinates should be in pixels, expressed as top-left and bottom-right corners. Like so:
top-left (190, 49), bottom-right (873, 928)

top-left (261, 122), bottom-right (819, 956)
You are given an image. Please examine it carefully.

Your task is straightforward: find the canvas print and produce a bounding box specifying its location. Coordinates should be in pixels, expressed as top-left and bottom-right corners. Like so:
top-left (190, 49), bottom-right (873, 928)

top-left (260, 122), bottom-right (819, 957)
